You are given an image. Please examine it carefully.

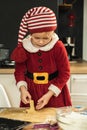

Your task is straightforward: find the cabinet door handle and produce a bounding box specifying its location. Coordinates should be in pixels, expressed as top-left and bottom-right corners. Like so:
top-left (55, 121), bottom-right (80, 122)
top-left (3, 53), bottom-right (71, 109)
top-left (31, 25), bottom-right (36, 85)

top-left (72, 77), bottom-right (87, 80)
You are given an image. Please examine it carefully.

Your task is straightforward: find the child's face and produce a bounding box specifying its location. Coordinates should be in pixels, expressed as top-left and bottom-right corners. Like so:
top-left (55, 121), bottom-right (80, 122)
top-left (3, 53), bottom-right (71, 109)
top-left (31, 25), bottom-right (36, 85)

top-left (31, 31), bottom-right (54, 48)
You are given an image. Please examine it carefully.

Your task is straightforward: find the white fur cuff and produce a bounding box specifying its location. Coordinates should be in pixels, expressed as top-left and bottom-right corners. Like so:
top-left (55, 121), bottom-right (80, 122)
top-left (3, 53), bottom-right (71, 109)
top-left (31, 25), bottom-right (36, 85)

top-left (48, 84), bottom-right (61, 97)
top-left (17, 81), bottom-right (27, 90)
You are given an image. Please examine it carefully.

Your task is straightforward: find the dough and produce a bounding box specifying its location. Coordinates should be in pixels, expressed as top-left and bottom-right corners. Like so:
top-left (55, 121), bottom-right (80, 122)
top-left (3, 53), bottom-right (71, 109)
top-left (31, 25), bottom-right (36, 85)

top-left (0, 107), bottom-right (57, 123)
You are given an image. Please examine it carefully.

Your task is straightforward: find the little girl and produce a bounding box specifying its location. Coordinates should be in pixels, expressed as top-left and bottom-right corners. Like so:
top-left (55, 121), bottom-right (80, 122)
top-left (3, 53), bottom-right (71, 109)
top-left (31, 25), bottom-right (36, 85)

top-left (11, 6), bottom-right (72, 109)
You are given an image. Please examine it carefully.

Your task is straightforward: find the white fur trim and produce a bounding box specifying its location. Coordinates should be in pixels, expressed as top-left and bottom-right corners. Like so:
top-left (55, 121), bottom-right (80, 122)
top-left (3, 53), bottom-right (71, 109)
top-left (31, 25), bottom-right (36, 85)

top-left (22, 33), bottom-right (59, 53)
top-left (17, 81), bottom-right (28, 90)
top-left (48, 84), bottom-right (61, 97)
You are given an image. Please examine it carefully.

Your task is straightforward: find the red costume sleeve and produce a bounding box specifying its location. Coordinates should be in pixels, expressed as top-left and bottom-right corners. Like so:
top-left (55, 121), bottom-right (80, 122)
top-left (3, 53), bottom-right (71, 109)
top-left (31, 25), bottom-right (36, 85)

top-left (14, 62), bottom-right (27, 84)
top-left (11, 44), bottom-right (28, 63)
top-left (51, 40), bottom-right (70, 90)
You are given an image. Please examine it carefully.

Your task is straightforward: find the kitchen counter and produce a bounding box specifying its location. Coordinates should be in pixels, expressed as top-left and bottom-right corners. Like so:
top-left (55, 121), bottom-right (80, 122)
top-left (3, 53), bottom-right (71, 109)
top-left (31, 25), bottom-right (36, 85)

top-left (0, 68), bottom-right (15, 74)
top-left (0, 61), bottom-right (87, 74)
top-left (70, 60), bottom-right (87, 74)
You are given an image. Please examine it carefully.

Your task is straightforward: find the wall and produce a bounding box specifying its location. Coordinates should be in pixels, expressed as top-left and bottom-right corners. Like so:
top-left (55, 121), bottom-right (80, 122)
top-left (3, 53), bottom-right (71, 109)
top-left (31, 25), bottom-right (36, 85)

top-left (0, 0), bottom-right (84, 60)
top-left (0, 0), bottom-right (58, 56)
top-left (83, 0), bottom-right (87, 61)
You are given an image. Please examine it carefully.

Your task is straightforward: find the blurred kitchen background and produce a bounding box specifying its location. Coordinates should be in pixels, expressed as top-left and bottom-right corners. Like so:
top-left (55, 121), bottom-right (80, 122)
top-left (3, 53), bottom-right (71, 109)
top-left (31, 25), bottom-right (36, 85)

top-left (0, 0), bottom-right (87, 67)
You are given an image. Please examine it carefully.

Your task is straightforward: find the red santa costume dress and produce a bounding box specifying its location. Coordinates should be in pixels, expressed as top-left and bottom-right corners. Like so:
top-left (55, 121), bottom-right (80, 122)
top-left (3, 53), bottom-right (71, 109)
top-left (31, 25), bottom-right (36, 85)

top-left (11, 6), bottom-right (72, 108)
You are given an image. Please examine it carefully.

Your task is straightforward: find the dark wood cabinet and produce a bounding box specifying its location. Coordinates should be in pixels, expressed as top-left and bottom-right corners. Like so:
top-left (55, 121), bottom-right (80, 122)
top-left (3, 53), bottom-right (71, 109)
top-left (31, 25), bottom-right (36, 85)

top-left (58, 0), bottom-right (83, 60)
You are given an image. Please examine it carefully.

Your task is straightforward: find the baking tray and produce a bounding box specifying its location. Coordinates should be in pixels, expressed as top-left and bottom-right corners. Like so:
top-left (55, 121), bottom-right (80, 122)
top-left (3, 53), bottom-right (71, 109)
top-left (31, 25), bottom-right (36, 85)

top-left (0, 117), bottom-right (31, 130)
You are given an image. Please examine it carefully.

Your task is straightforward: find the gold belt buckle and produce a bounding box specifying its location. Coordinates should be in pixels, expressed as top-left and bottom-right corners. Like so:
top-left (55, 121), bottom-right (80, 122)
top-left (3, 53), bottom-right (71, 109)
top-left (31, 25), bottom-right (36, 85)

top-left (33, 72), bottom-right (48, 84)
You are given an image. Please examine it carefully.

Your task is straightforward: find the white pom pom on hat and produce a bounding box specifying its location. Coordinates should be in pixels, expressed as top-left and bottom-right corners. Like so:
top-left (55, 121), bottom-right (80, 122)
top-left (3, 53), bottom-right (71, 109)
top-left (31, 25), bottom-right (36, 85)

top-left (18, 6), bottom-right (57, 44)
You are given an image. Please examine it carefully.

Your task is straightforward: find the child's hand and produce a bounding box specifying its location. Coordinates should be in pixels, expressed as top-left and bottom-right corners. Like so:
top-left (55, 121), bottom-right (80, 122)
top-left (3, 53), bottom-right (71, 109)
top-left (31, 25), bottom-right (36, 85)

top-left (36, 90), bottom-right (54, 110)
top-left (20, 86), bottom-right (31, 104)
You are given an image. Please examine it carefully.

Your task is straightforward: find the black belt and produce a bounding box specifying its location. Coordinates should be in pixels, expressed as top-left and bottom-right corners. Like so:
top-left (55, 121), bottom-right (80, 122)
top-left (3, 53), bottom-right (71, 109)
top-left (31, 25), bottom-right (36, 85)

top-left (25, 71), bottom-right (58, 81)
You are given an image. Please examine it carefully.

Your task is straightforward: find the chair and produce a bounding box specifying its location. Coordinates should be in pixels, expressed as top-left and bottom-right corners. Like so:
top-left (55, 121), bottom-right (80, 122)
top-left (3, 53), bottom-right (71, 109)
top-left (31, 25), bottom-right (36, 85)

top-left (0, 84), bottom-right (11, 107)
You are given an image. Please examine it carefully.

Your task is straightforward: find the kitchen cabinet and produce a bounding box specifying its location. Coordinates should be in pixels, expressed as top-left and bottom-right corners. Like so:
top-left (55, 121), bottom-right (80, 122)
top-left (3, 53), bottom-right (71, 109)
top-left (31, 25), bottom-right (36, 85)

top-left (0, 60), bottom-right (87, 107)
top-left (59, 3), bottom-right (72, 11)
top-left (70, 74), bottom-right (87, 107)
top-left (0, 73), bottom-right (87, 107)
top-left (0, 74), bottom-right (20, 107)
top-left (67, 78), bottom-right (70, 92)
top-left (58, 0), bottom-right (83, 60)
top-left (83, 0), bottom-right (87, 61)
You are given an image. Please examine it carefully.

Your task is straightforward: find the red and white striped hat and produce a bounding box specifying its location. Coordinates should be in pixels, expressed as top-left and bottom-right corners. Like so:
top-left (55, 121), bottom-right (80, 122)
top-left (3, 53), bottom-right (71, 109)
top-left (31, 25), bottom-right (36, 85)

top-left (18, 6), bottom-right (57, 44)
